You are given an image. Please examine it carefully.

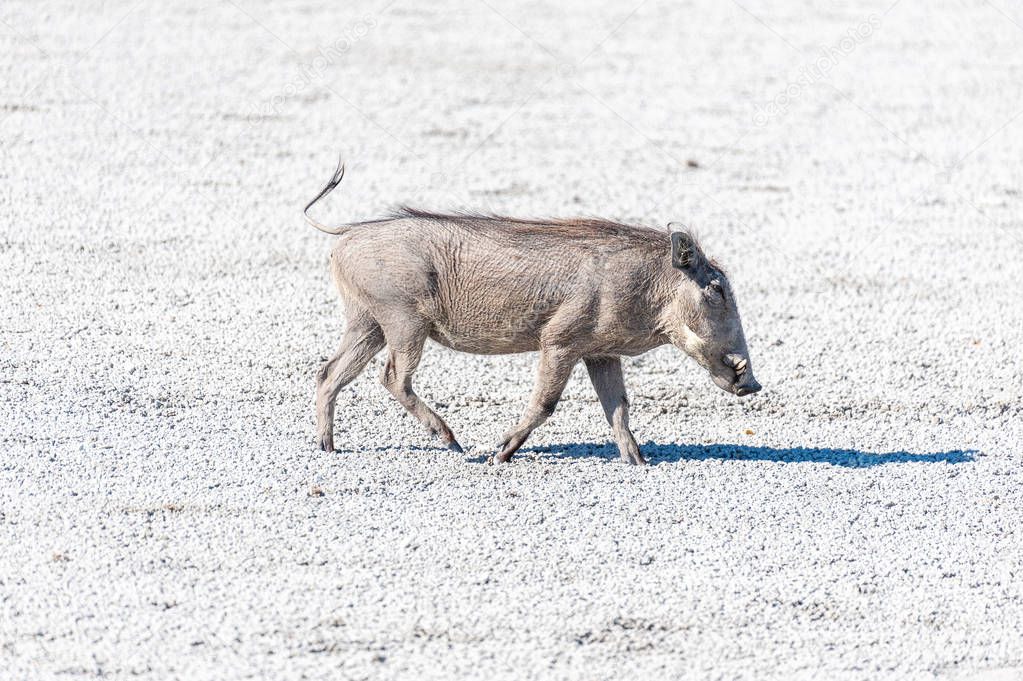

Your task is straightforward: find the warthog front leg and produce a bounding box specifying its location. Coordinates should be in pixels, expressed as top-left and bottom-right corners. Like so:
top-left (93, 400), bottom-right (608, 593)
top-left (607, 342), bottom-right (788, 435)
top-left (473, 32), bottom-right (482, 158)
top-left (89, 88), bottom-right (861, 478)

top-left (584, 356), bottom-right (645, 465)
top-left (380, 326), bottom-right (463, 453)
top-left (316, 313), bottom-right (386, 452)
top-left (495, 347), bottom-right (577, 463)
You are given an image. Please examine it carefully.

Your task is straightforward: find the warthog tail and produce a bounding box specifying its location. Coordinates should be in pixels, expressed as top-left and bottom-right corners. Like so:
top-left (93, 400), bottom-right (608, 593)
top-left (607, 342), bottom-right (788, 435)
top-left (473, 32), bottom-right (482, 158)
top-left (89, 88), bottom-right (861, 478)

top-left (304, 156), bottom-right (352, 235)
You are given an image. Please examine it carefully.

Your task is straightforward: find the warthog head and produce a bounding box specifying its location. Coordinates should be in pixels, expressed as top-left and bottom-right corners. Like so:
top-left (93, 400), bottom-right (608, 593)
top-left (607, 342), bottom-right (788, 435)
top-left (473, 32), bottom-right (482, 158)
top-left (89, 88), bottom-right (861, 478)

top-left (666, 227), bottom-right (761, 397)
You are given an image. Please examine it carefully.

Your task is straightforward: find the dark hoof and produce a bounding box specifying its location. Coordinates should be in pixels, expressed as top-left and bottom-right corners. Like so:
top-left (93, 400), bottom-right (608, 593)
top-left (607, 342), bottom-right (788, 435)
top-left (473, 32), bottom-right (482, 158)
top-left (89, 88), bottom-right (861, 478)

top-left (318, 437), bottom-right (335, 452)
top-left (446, 440), bottom-right (464, 454)
top-left (620, 449), bottom-right (647, 465)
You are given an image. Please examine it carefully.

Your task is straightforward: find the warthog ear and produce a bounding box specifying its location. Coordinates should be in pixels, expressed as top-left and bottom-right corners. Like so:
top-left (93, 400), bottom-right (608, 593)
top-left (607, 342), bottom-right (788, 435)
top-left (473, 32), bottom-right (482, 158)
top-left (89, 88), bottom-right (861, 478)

top-left (669, 226), bottom-right (695, 270)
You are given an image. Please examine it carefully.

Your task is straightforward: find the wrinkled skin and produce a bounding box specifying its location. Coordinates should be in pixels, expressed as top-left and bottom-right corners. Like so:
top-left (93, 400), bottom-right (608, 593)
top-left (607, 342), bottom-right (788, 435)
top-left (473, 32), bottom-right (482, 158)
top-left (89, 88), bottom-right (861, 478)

top-left (307, 166), bottom-right (760, 465)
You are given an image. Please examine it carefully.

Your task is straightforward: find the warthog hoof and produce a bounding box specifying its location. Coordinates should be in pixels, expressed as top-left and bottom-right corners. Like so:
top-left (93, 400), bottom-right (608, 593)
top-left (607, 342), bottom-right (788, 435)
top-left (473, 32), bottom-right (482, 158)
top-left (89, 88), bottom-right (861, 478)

top-left (446, 440), bottom-right (464, 454)
top-left (620, 446), bottom-right (647, 465)
top-left (493, 431), bottom-right (527, 464)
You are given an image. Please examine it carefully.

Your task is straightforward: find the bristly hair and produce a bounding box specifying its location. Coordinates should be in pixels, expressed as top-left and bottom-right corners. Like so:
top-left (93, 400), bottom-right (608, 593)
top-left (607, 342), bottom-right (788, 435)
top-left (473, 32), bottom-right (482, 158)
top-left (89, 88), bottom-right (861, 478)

top-left (384, 205), bottom-right (679, 250)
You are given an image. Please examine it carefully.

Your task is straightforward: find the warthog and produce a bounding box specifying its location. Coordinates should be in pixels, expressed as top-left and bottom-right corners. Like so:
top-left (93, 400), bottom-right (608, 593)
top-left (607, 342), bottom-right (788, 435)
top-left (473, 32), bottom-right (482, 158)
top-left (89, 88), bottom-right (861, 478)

top-left (305, 160), bottom-right (760, 464)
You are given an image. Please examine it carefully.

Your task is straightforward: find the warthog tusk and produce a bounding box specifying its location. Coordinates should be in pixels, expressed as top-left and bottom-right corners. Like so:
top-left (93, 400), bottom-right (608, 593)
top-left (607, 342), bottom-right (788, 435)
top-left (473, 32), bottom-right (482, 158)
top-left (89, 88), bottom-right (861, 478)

top-left (724, 354), bottom-right (747, 373)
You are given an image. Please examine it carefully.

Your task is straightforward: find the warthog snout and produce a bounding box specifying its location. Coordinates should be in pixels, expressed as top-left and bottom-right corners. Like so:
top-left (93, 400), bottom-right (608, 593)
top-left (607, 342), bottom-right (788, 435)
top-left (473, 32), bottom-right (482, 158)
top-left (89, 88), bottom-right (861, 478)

top-left (734, 377), bottom-right (761, 397)
top-left (724, 354), bottom-right (761, 397)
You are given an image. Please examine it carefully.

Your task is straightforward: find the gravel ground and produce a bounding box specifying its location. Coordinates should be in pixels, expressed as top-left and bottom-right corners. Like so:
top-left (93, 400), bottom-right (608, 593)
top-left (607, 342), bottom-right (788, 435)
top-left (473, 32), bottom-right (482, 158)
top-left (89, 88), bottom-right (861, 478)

top-left (3, 1), bottom-right (1023, 679)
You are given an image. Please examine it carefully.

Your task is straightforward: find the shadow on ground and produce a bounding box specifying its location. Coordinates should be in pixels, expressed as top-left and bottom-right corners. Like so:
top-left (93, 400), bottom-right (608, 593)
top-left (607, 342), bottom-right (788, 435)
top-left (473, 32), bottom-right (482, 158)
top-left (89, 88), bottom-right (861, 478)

top-left (521, 442), bottom-right (976, 467)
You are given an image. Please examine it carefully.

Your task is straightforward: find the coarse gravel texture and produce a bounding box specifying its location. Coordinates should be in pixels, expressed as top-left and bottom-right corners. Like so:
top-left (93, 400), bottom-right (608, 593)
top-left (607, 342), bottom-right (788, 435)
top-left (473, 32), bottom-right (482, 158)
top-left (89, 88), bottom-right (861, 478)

top-left (2, 1), bottom-right (1023, 679)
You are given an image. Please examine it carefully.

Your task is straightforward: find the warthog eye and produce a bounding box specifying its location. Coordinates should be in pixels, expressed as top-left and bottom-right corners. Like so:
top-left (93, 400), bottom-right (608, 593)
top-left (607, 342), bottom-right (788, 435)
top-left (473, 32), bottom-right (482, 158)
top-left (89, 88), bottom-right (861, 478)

top-left (706, 280), bottom-right (725, 303)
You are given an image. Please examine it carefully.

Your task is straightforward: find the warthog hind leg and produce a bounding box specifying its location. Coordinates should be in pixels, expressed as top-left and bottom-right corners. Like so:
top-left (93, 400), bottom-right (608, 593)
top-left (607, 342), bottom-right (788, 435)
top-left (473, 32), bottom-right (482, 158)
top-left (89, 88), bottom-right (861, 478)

top-left (316, 313), bottom-right (385, 452)
top-left (380, 324), bottom-right (462, 452)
